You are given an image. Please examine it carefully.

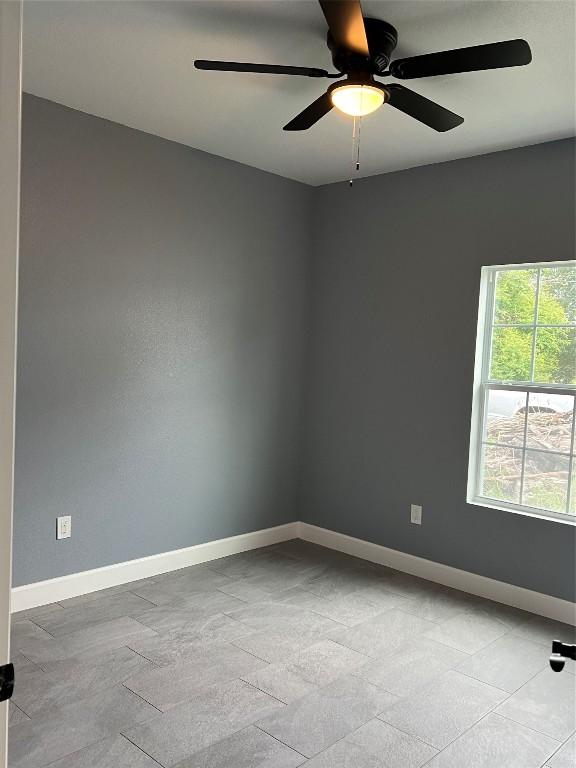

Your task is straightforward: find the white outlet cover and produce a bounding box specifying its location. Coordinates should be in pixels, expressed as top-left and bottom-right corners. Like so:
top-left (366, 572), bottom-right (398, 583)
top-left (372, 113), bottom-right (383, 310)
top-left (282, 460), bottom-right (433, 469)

top-left (57, 515), bottom-right (71, 540)
top-left (410, 505), bottom-right (422, 525)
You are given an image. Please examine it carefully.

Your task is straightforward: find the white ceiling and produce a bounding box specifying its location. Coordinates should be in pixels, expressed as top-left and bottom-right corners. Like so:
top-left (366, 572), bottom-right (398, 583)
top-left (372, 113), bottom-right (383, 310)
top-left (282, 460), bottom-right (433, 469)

top-left (23, 0), bottom-right (576, 186)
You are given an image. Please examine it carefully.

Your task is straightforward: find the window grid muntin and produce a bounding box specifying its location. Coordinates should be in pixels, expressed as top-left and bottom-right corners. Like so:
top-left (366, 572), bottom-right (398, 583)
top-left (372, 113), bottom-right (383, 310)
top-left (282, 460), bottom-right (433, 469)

top-left (483, 441), bottom-right (573, 459)
top-left (492, 323), bottom-right (574, 329)
top-left (529, 267), bottom-right (541, 382)
top-left (566, 401), bottom-right (576, 517)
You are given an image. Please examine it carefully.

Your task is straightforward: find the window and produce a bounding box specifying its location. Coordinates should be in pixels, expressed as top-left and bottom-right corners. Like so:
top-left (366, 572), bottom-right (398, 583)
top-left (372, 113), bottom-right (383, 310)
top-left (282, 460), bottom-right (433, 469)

top-left (468, 261), bottom-right (576, 522)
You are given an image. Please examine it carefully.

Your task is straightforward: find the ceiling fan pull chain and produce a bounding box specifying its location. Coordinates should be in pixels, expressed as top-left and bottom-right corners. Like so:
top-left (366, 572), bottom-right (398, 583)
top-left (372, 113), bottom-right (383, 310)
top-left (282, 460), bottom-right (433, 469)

top-left (349, 115), bottom-right (358, 187)
top-left (349, 114), bottom-right (363, 188)
top-left (356, 113), bottom-right (362, 173)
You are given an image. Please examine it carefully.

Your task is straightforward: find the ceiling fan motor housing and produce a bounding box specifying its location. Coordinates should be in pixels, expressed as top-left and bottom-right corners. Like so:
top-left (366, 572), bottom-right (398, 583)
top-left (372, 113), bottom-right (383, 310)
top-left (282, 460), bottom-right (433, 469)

top-left (327, 18), bottom-right (398, 75)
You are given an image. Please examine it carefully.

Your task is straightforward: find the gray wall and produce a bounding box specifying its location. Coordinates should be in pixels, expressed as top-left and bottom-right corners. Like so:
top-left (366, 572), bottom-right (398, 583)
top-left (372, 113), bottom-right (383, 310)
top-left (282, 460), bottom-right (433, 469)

top-left (14, 95), bottom-right (312, 586)
top-left (301, 138), bottom-right (576, 603)
top-left (16, 95), bottom-right (575, 601)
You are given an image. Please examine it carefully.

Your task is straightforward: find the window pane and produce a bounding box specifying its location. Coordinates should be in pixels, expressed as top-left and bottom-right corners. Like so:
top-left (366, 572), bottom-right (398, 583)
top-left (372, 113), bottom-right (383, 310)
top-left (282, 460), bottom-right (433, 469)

top-left (570, 464), bottom-right (575, 516)
top-left (493, 269), bottom-right (537, 324)
top-left (484, 389), bottom-right (526, 446)
top-left (525, 393), bottom-right (574, 452)
top-left (539, 265), bottom-right (576, 324)
top-left (481, 445), bottom-right (522, 504)
top-left (489, 328), bottom-right (533, 382)
top-left (533, 328), bottom-right (576, 385)
top-left (522, 450), bottom-right (569, 514)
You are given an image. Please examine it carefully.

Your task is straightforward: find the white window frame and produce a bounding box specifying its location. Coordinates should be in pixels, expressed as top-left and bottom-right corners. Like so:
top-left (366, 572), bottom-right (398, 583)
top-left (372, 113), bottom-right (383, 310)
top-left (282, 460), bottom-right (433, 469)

top-left (467, 260), bottom-right (576, 525)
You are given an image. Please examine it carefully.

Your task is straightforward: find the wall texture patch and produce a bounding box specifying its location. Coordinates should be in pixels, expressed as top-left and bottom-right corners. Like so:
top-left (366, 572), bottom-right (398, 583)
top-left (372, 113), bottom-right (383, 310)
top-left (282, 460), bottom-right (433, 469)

top-left (15, 95), bottom-right (312, 586)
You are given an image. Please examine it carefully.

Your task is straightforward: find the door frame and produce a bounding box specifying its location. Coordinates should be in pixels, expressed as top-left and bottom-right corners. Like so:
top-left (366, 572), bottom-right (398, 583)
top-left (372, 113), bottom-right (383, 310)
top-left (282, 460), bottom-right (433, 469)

top-left (0, 2), bottom-right (22, 765)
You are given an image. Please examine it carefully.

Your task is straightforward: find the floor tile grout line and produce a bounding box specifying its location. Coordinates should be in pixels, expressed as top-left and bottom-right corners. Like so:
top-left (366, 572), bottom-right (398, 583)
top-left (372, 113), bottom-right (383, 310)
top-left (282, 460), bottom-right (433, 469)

top-left (416, 622), bottom-right (515, 657)
top-left (35, 732), bottom-right (165, 768)
top-left (455, 662), bottom-right (547, 693)
top-left (222, 604), bottom-right (351, 630)
top-left (25, 656), bottom-right (167, 718)
top-left (117, 733), bottom-right (166, 767)
top-left (256, 698), bottom-right (442, 764)
top-left (124, 644), bottom-right (164, 669)
top-left (544, 730), bottom-right (576, 765)
top-left (347, 716), bottom-right (440, 756)
top-left (8, 700), bottom-right (33, 724)
top-left (12, 648), bottom-right (38, 668)
top-left (121, 681), bottom-right (165, 713)
top-left (120, 731), bottom-right (169, 767)
top-left (447, 669), bottom-right (515, 696)
top-left (351, 651), bottom-right (474, 700)
top-left (297, 578), bottom-right (417, 603)
top-left (127, 592), bottom-right (158, 609)
top-left (375, 713), bottom-right (439, 750)
top-left (281, 595), bottom-right (408, 628)
top-left (455, 621), bottom-right (552, 661)
top-left (499, 708), bottom-right (573, 744)
top-left (252, 724), bottom-right (309, 759)
top-left (417, 669), bottom-right (569, 768)
top-left (129, 614), bottom-right (164, 632)
top-left (54, 590), bottom-right (158, 612)
top-left (496, 707), bottom-right (573, 743)
top-left (294, 725), bottom-right (368, 764)
top-left (417, 705), bottom-right (510, 766)
top-left (10, 696), bottom-right (35, 720)
top-left (20, 604), bottom-right (163, 643)
top-left (350, 672), bottom-right (403, 702)
top-left (229, 642), bottom-right (274, 665)
top-left (215, 586), bottom-right (258, 605)
top-left (378, 665), bottom-right (531, 760)
top-left (495, 657), bottom-right (571, 711)
top-left (241, 678), bottom-right (291, 708)
top-left (20, 616), bottom-right (57, 639)
top-left (38, 735), bottom-right (117, 768)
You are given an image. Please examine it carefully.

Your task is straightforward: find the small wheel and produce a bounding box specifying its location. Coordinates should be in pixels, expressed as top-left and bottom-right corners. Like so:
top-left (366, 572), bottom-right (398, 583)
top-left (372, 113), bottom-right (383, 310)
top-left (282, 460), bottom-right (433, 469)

top-left (550, 653), bottom-right (566, 672)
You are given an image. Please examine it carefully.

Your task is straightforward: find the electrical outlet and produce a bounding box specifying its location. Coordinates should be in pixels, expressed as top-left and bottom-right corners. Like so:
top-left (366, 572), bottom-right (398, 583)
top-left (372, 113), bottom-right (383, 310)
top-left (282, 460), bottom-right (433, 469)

top-left (410, 504), bottom-right (422, 525)
top-left (56, 515), bottom-right (71, 540)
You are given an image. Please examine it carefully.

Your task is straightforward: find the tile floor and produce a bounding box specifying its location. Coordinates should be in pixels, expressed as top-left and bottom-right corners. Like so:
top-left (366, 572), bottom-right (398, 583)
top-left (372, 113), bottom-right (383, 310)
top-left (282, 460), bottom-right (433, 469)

top-left (8, 539), bottom-right (576, 768)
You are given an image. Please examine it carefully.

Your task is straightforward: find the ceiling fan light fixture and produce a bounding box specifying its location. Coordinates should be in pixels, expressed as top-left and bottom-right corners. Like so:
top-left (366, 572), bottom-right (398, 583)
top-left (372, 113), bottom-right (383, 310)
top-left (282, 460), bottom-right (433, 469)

top-left (330, 83), bottom-right (385, 117)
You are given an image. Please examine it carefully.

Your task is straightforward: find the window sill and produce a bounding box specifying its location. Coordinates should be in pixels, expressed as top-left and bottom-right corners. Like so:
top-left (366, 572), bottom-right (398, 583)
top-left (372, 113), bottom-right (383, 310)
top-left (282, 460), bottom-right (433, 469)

top-left (468, 496), bottom-right (576, 526)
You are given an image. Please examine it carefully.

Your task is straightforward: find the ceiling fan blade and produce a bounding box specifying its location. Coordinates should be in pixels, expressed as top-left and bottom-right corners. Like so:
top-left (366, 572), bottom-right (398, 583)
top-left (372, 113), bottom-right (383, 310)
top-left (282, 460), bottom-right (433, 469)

top-left (283, 91), bottom-right (333, 131)
top-left (386, 84), bottom-right (463, 132)
top-left (318, 0), bottom-right (369, 57)
top-left (194, 60), bottom-right (330, 78)
top-left (389, 39), bottom-right (532, 79)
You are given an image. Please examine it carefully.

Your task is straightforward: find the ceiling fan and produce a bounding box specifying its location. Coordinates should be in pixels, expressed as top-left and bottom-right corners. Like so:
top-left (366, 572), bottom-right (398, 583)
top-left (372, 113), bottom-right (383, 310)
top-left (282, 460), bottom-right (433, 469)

top-left (194, 0), bottom-right (532, 133)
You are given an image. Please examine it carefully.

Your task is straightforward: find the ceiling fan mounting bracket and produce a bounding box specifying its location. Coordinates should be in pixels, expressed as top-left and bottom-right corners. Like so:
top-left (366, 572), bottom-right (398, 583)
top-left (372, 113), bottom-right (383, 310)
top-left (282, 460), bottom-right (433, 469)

top-left (327, 17), bottom-right (398, 75)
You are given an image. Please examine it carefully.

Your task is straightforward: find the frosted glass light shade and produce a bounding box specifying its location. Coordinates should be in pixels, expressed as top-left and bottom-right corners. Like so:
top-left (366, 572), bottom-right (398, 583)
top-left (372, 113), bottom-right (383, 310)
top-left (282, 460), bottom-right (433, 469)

top-left (330, 84), bottom-right (384, 117)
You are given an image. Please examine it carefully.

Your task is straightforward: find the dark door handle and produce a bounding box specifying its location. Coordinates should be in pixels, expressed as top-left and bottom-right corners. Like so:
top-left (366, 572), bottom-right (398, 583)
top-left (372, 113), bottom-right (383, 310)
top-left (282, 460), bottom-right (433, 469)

top-left (550, 640), bottom-right (576, 672)
top-left (0, 663), bottom-right (14, 702)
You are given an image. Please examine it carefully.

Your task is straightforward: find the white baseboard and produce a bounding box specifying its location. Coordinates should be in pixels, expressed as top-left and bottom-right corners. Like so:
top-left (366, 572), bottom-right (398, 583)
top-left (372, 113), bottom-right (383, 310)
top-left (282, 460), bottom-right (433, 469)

top-left (298, 523), bottom-right (576, 626)
top-left (12, 520), bottom-right (575, 626)
top-left (11, 522), bottom-right (299, 613)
